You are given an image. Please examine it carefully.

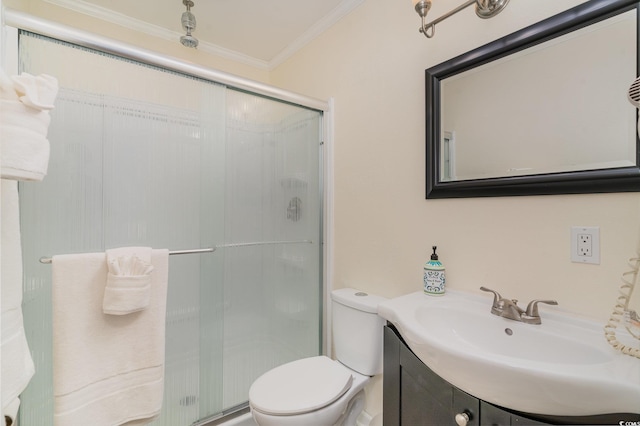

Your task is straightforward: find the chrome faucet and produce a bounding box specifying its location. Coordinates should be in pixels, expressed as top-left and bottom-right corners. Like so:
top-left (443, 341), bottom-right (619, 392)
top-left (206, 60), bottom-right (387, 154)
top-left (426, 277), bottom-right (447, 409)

top-left (480, 287), bottom-right (557, 324)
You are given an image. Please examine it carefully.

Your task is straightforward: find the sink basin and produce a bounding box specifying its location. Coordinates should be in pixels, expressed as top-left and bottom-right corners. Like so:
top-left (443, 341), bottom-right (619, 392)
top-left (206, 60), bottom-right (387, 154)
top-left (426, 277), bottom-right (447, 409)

top-left (416, 306), bottom-right (610, 365)
top-left (378, 290), bottom-right (640, 416)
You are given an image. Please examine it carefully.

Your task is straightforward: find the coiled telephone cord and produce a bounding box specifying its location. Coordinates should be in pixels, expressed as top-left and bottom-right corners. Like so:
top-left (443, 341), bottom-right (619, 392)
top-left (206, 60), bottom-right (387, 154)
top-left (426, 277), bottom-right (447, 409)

top-left (604, 256), bottom-right (640, 359)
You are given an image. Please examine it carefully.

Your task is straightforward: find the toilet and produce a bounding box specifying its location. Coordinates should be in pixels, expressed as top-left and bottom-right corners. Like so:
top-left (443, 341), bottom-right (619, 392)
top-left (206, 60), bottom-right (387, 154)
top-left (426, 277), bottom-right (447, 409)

top-left (249, 288), bottom-right (387, 426)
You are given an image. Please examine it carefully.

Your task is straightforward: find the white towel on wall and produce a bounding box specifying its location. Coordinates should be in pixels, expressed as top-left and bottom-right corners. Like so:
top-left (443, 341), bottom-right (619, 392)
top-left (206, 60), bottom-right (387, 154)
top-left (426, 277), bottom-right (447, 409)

top-left (0, 70), bottom-right (58, 181)
top-left (1, 179), bottom-right (36, 422)
top-left (52, 249), bottom-right (169, 426)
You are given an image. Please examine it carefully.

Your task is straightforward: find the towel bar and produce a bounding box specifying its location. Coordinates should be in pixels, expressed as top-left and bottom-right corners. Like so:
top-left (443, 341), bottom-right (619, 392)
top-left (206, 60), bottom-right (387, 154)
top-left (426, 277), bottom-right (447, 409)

top-left (38, 240), bottom-right (313, 264)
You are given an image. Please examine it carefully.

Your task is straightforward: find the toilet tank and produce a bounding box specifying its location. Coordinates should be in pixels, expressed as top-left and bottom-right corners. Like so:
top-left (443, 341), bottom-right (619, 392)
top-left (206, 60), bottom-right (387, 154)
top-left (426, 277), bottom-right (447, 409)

top-left (331, 288), bottom-right (388, 376)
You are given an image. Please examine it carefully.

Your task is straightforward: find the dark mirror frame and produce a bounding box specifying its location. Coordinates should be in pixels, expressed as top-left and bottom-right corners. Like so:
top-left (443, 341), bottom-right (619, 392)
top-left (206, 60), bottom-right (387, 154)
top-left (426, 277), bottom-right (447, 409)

top-left (426, 0), bottom-right (640, 199)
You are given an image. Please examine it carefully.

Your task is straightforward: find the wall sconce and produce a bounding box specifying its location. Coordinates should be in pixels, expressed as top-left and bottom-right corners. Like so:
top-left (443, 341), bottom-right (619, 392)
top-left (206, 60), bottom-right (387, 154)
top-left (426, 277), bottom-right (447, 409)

top-left (180, 0), bottom-right (199, 48)
top-left (412, 0), bottom-right (510, 38)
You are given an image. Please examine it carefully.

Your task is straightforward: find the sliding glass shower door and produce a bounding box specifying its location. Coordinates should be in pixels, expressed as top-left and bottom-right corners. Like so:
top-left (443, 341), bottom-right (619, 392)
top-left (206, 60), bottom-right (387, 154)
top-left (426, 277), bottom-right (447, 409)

top-left (17, 32), bottom-right (322, 425)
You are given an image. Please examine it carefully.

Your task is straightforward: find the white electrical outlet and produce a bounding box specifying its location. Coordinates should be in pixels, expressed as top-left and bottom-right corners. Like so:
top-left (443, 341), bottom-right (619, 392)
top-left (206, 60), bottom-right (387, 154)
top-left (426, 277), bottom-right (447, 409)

top-left (571, 226), bottom-right (600, 264)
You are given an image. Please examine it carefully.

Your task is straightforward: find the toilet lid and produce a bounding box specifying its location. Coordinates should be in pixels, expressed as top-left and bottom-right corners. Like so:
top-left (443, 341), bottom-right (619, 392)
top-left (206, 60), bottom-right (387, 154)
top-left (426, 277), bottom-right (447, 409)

top-left (249, 356), bottom-right (353, 416)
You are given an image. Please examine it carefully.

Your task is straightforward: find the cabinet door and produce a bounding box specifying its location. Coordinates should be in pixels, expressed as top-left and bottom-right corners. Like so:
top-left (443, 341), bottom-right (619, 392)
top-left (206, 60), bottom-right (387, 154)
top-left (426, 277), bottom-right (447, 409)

top-left (481, 401), bottom-right (511, 426)
top-left (511, 414), bottom-right (548, 425)
top-left (399, 337), bottom-right (452, 425)
top-left (481, 401), bottom-right (548, 425)
top-left (383, 326), bottom-right (401, 426)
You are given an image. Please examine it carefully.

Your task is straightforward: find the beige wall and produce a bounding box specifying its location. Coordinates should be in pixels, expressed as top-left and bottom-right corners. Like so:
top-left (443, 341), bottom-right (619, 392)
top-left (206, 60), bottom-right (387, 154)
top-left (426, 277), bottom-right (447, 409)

top-left (269, 1), bottom-right (640, 417)
top-left (271, 0), bottom-right (640, 323)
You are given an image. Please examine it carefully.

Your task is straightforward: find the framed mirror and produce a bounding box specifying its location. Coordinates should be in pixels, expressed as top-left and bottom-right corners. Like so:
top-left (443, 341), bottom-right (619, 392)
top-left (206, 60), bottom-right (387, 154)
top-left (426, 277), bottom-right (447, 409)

top-left (426, 0), bottom-right (640, 198)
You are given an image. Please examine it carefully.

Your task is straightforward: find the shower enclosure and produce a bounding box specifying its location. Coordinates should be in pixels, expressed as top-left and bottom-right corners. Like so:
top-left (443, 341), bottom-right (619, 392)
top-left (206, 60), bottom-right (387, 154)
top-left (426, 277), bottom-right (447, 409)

top-left (15, 29), bottom-right (324, 425)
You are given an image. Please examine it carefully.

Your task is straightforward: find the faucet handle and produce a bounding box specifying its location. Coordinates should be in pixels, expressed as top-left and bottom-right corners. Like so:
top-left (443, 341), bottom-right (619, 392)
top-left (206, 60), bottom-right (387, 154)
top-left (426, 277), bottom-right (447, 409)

top-left (480, 286), bottom-right (502, 306)
top-left (480, 287), bottom-right (503, 316)
top-left (524, 299), bottom-right (558, 318)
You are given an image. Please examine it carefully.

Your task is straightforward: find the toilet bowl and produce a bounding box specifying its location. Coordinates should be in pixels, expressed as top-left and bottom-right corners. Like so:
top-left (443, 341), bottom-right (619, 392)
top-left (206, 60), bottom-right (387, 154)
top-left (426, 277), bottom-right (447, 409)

top-left (249, 356), bottom-right (369, 426)
top-left (248, 288), bottom-right (387, 426)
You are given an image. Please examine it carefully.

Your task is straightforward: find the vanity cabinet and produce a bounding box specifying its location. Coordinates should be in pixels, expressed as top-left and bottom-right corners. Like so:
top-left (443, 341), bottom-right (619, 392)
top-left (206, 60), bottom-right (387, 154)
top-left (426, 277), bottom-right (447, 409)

top-left (383, 324), bottom-right (639, 426)
top-left (479, 401), bottom-right (545, 425)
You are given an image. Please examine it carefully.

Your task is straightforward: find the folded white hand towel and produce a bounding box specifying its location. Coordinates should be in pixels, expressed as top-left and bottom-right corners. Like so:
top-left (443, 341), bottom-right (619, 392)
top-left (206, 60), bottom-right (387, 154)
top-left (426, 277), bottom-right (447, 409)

top-left (104, 247), bottom-right (154, 315)
top-left (52, 249), bottom-right (169, 426)
top-left (1, 180), bottom-right (35, 418)
top-left (0, 68), bottom-right (58, 182)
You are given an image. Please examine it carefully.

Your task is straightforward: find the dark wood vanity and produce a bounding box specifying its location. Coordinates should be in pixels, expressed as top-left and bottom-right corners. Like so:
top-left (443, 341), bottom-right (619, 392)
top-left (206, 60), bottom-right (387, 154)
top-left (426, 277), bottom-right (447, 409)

top-left (383, 324), bottom-right (640, 426)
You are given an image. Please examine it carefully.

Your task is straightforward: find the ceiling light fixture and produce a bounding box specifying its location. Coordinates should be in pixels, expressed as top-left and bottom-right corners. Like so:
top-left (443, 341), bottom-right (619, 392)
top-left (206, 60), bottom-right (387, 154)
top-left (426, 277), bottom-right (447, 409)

top-left (412, 0), bottom-right (509, 38)
top-left (180, 0), bottom-right (199, 48)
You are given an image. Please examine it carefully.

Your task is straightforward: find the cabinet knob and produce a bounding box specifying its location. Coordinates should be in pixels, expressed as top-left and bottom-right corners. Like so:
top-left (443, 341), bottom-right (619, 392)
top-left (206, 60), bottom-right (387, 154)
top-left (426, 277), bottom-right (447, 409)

top-left (455, 411), bottom-right (470, 426)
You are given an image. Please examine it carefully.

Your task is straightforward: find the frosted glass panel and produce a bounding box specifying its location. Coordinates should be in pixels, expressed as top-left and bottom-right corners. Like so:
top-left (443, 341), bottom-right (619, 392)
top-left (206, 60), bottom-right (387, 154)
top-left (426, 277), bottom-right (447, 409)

top-left (18, 33), bottom-right (226, 426)
top-left (17, 31), bottom-right (322, 426)
top-left (219, 91), bottom-right (322, 408)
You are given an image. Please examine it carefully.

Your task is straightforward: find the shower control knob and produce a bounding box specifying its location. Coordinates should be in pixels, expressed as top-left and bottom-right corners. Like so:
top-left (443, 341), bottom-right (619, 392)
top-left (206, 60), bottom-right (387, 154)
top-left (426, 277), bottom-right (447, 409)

top-left (455, 411), bottom-right (471, 426)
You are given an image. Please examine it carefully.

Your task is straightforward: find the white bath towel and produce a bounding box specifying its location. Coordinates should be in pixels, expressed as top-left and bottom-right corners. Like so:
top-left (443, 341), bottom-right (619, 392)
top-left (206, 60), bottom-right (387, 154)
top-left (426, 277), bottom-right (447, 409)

top-left (104, 247), bottom-right (154, 315)
top-left (1, 180), bottom-right (36, 422)
top-left (0, 69), bottom-right (58, 181)
top-left (52, 249), bottom-right (169, 426)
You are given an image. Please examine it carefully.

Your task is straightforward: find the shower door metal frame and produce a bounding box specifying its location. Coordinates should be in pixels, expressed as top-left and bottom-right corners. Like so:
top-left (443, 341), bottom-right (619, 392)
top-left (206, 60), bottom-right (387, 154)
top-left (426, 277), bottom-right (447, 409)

top-left (2, 10), bottom-right (329, 112)
top-left (1, 8), bottom-right (334, 423)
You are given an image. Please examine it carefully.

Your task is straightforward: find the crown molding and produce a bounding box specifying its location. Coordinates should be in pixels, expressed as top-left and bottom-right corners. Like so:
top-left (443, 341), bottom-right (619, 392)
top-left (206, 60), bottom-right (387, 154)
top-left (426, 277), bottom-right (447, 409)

top-left (269, 0), bottom-right (365, 69)
top-left (42, 0), bottom-right (362, 71)
top-left (44, 0), bottom-right (172, 40)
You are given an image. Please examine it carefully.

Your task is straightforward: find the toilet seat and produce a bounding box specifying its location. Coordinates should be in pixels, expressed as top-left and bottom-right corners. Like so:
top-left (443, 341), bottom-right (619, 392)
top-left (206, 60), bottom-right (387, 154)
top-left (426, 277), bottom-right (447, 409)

top-left (249, 356), bottom-right (353, 416)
